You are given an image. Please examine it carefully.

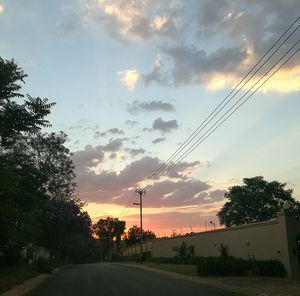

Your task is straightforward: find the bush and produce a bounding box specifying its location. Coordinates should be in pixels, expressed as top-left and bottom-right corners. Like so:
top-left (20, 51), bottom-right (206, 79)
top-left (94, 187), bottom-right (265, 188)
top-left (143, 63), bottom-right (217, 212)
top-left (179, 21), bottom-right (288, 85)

top-left (197, 257), bottom-right (248, 276)
top-left (250, 260), bottom-right (286, 277)
top-left (197, 257), bottom-right (286, 277)
top-left (35, 257), bottom-right (52, 273)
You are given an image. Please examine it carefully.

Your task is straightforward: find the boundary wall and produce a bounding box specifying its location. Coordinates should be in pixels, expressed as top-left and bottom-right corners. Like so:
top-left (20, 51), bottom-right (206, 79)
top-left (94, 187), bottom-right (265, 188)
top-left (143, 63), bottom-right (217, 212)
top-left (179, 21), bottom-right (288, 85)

top-left (122, 211), bottom-right (300, 279)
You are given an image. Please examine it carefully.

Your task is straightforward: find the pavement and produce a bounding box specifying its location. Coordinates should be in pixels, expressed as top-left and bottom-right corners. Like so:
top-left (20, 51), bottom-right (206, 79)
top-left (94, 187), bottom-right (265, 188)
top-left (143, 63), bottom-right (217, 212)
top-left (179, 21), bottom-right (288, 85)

top-left (21, 263), bottom-right (241, 296)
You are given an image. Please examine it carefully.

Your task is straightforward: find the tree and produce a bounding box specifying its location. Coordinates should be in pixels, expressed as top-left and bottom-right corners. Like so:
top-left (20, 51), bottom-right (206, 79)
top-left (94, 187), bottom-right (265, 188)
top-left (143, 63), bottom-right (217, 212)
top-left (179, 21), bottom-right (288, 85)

top-left (0, 57), bottom-right (56, 265)
top-left (218, 176), bottom-right (300, 227)
top-left (92, 217), bottom-right (125, 261)
top-left (0, 58), bottom-right (55, 147)
top-left (125, 225), bottom-right (156, 246)
top-left (0, 57), bottom-right (97, 265)
top-left (39, 198), bottom-right (92, 262)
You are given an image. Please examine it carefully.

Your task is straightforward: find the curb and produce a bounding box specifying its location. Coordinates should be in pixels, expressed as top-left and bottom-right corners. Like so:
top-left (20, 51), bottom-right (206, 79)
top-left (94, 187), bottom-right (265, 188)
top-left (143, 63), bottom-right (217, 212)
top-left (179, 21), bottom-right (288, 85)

top-left (1, 268), bottom-right (61, 296)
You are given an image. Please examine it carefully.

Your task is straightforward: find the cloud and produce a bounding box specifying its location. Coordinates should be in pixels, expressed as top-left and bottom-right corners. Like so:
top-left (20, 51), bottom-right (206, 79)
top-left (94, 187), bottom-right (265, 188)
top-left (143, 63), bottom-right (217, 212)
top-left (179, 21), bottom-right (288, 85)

top-left (75, 155), bottom-right (217, 208)
top-left (55, 18), bottom-right (81, 36)
top-left (118, 69), bottom-right (140, 90)
top-left (152, 137), bottom-right (166, 144)
top-left (140, 0), bottom-right (300, 92)
top-left (126, 148), bottom-right (146, 157)
top-left (143, 127), bottom-right (153, 132)
top-left (87, 0), bottom-right (183, 42)
top-left (99, 138), bottom-right (124, 152)
top-left (125, 120), bottom-right (138, 127)
top-left (72, 145), bottom-right (105, 172)
top-left (143, 55), bottom-right (171, 86)
top-left (94, 131), bottom-right (107, 139)
top-left (152, 117), bottom-right (179, 133)
top-left (144, 45), bottom-right (247, 88)
top-left (127, 100), bottom-right (175, 114)
top-left (167, 161), bottom-right (202, 179)
top-left (107, 128), bottom-right (124, 135)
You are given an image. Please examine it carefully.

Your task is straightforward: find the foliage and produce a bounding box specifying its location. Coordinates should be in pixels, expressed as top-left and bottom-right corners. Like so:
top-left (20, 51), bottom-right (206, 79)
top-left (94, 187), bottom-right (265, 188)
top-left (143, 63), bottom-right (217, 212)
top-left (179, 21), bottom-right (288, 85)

top-left (35, 257), bottom-right (52, 274)
top-left (197, 257), bottom-right (248, 276)
top-left (249, 259), bottom-right (286, 277)
top-left (196, 257), bottom-right (286, 277)
top-left (218, 176), bottom-right (299, 227)
top-left (125, 225), bottom-right (156, 246)
top-left (0, 58), bottom-right (55, 147)
top-left (172, 242), bottom-right (194, 263)
top-left (93, 217), bottom-right (126, 261)
top-left (218, 243), bottom-right (228, 257)
top-left (0, 57), bottom-right (97, 266)
top-left (39, 198), bottom-right (92, 262)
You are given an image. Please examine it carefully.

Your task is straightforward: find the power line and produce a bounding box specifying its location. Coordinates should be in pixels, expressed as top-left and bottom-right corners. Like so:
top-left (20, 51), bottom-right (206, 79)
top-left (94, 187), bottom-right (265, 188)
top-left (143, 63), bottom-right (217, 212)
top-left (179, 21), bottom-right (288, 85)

top-left (142, 42), bottom-right (300, 191)
top-left (136, 16), bottom-right (300, 192)
top-left (117, 17), bottom-right (299, 222)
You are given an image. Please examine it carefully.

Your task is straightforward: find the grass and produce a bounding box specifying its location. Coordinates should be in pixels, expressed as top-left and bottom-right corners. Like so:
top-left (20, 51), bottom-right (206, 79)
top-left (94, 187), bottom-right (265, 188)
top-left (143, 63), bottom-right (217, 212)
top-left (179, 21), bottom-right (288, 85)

top-left (0, 266), bottom-right (40, 294)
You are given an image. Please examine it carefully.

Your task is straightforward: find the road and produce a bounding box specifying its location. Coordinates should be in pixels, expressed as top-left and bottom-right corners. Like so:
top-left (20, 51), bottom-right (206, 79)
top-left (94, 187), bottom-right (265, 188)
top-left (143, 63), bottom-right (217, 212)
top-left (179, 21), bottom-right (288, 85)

top-left (26, 263), bottom-right (241, 296)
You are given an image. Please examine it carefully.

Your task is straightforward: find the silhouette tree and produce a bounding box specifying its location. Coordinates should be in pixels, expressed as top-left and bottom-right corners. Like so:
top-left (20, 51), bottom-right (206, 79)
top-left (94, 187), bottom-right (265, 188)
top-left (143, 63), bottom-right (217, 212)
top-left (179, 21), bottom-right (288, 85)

top-left (93, 217), bottom-right (125, 260)
top-left (0, 58), bottom-right (55, 147)
top-left (125, 225), bottom-right (156, 246)
top-left (218, 176), bottom-right (300, 227)
top-left (0, 57), bottom-right (95, 265)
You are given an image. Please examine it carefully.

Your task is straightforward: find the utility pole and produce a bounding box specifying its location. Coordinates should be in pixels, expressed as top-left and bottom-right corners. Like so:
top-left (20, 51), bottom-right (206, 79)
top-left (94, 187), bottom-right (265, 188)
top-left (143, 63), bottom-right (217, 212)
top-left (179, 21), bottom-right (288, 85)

top-left (133, 189), bottom-right (146, 264)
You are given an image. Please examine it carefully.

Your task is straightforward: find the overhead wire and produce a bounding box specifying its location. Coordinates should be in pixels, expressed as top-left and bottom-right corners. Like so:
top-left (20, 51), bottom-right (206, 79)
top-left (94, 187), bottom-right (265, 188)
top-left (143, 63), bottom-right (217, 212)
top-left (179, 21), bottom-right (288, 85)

top-left (137, 16), bottom-right (300, 192)
top-left (142, 42), bottom-right (300, 191)
top-left (116, 17), bottom-right (300, 220)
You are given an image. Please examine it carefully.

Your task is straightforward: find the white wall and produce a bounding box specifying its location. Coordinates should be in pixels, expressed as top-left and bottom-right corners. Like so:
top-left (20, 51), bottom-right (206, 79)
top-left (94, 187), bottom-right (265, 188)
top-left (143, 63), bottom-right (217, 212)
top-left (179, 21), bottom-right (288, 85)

top-left (122, 211), bottom-right (300, 279)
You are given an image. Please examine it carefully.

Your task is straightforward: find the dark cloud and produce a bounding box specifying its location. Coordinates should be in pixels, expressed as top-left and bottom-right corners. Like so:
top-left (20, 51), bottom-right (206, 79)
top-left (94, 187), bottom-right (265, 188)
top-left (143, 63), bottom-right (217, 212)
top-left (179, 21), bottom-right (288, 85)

top-left (98, 138), bottom-right (124, 152)
top-left (75, 154), bottom-right (219, 209)
top-left (72, 145), bottom-right (105, 172)
top-left (143, 0), bottom-right (300, 88)
top-left (107, 128), bottom-right (124, 135)
top-left (144, 45), bottom-right (247, 86)
top-left (125, 148), bottom-right (146, 157)
top-left (54, 17), bottom-right (82, 36)
top-left (93, 124), bottom-right (100, 130)
top-left (127, 100), bottom-right (175, 114)
top-left (196, 0), bottom-right (299, 58)
top-left (68, 125), bottom-right (82, 130)
top-left (152, 137), bottom-right (166, 144)
top-left (205, 189), bottom-right (225, 202)
top-left (125, 120), bottom-right (138, 127)
top-left (152, 117), bottom-right (179, 133)
top-left (85, 0), bottom-right (183, 43)
top-left (94, 131), bottom-right (107, 139)
top-left (143, 127), bottom-right (153, 132)
top-left (167, 161), bottom-right (202, 179)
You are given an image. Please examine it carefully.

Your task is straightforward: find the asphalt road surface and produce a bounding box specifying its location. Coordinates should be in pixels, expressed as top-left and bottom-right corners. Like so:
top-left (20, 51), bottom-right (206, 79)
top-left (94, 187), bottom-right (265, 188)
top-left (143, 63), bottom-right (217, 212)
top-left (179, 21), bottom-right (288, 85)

top-left (26, 263), bottom-right (241, 296)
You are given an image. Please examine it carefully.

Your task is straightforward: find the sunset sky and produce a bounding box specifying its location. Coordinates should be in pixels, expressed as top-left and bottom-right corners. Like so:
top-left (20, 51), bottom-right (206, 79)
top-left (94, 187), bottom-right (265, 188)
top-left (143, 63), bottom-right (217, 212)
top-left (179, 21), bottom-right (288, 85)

top-left (1, 0), bottom-right (299, 236)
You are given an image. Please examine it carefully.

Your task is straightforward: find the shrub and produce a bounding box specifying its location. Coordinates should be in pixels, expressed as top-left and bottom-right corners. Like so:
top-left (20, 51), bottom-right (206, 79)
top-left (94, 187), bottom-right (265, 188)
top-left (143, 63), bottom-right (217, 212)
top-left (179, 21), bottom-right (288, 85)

top-left (35, 257), bottom-right (52, 273)
top-left (250, 260), bottom-right (286, 277)
top-left (197, 257), bottom-right (286, 277)
top-left (197, 257), bottom-right (248, 276)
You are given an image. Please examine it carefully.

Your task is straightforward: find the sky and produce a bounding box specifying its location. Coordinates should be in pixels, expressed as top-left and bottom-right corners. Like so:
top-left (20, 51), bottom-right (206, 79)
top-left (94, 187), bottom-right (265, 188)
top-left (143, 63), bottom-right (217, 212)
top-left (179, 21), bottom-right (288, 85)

top-left (1, 0), bottom-right (300, 236)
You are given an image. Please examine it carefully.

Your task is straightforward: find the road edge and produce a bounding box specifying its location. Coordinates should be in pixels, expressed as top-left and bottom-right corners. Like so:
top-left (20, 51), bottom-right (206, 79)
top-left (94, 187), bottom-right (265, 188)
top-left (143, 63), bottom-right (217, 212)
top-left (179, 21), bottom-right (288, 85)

top-left (1, 267), bottom-right (62, 296)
